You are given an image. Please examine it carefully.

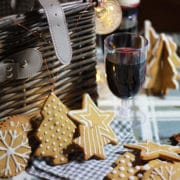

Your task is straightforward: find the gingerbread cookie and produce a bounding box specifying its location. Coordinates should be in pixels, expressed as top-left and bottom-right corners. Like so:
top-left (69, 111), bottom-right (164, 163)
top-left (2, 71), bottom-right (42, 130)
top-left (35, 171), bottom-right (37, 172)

top-left (142, 161), bottom-right (180, 180)
top-left (68, 93), bottom-right (118, 160)
top-left (106, 152), bottom-right (142, 180)
top-left (144, 34), bottom-right (179, 95)
top-left (0, 115), bottom-right (32, 133)
top-left (168, 37), bottom-right (180, 68)
top-left (34, 92), bottom-right (76, 165)
top-left (124, 141), bottom-right (180, 161)
top-left (0, 128), bottom-right (31, 177)
top-left (144, 20), bottom-right (159, 63)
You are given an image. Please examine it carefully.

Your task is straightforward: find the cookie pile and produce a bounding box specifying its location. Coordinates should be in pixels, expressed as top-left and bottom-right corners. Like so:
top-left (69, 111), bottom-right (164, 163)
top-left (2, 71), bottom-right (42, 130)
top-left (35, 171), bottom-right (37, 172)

top-left (106, 141), bottom-right (180, 179)
top-left (144, 20), bottom-right (180, 96)
top-left (0, 115), bottom-right (32, 177)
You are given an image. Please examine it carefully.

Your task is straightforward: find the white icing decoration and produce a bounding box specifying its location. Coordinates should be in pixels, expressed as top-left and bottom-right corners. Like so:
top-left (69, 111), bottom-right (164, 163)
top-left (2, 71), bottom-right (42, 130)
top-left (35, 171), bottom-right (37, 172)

top-left (55, 121), bottom-right (59, 125)
top-left (151, 167), bottom-right (166, 180)
top-left (112, 170), bottom-right (117, 174)
top-left (137, 173), bottom-right (143, 178)
top-left (59, 144), bottom-right (63, 147)
top-left (53, 106), bottom-right (57, 109)
top-left (47, 111), bottom-right (52, 115)
top-left (62, 131), bottom-right (65, 135)
top-left (48, 118), bottom-right (53, 121)
top-left (50, 126), bottom-right (54, 130)
top-left (53, 148), bottom-right (57, 152)
top-left (64, 139), bottom-right (67, 142)
top-left (128, 176), bottom-right (135, 180)
top-left (54, 114), bottom-right (58, 117)
top-left (60, 157), bottom-right (65, 161)
top-left (143, 164), bottom-right (150, 171)
top-left (119, 166), bottom-right (125, 171)
top-left (120, 159), bottom-right (125, 163)
top-left (45, 139), bottom-right (49, 143)
top-left (52, 142), bottom-right (56, 146)
top-left (51, 134), bottom-right (55, 138)
top-left (119, 173), bottom-right (125, 178)
top-left (0, 130), bottom-right (31, 176)
top-left (128, 168), bottom-right (134, 174)
top-left (135, 166), bottom-right (141, 170)
top-left (127, 162), bottom-right (133, 167)
top-left (52, 98), bottom-right (56, 102)
top-left (125, 154), bottom-right (130, 159)
top-left (56, 129), bottom-right (60, 133)
top-left (43, 123), bottom-right (47, 127)
top-left (46, 146), bottom-right (50, 150)
top-left (44, 131), bottom-right (48, 135)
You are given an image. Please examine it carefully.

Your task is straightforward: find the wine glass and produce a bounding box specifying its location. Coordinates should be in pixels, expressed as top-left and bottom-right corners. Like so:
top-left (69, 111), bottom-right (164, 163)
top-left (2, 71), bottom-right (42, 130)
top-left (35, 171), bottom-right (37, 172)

top-left (104, 33), bottom-right (148, 121)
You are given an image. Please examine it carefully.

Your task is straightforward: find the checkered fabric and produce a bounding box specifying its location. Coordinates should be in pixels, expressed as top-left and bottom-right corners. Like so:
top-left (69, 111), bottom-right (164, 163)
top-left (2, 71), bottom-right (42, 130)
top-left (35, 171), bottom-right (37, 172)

top-left (28, 119), bottom-right (136, 180)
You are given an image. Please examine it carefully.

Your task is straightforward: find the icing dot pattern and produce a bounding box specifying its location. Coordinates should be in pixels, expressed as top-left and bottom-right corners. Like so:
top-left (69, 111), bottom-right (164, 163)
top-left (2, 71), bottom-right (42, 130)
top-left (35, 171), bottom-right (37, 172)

top-left (106, 152), bottom-right (142, 180)
top-left (35, 93), bottom-right (76, 165)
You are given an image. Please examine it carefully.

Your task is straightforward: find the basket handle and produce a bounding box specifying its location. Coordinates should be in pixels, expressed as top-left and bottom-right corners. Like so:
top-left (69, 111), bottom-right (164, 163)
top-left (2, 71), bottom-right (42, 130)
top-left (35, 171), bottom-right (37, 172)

top-left (38, 0), bottom-right (72, 65)
top-left (0, 48), bottom-right (43, 82)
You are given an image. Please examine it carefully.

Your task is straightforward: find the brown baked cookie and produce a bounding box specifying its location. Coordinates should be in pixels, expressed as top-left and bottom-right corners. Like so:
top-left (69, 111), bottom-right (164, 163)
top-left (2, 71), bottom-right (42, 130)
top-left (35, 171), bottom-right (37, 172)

top-left (142, 161), bottom-right (180, 180)
top-left (144, 20), bottom-right (159, 64)
top-left (106, 152), bottom-right (142, 180)
top-left (68, 93), bottom-right (118, 160)
top-left (0, 127), bottom-right (31, 178)
top-left (124, 141), bottom-right (180, 161)
top-left (34, 92), bottom-right (76, 165)
top-left (0, 115), bottom-right (32, 133)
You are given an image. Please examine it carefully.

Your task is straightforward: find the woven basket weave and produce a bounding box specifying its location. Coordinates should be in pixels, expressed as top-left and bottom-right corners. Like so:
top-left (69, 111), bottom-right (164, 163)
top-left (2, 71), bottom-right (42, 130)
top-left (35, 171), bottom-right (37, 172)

top-left (0, 1), bottom-right (98, 121)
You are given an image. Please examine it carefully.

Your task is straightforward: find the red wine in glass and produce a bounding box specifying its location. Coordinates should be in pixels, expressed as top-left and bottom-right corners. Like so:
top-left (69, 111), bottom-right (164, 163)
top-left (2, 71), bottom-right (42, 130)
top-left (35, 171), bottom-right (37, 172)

top-left (105, 47), bottom-right (146, 99)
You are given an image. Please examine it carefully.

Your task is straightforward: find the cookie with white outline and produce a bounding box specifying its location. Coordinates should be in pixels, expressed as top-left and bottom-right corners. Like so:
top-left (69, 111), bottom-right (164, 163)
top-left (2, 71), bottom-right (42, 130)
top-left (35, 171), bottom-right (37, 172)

top-left (0, 128), bottom-right (31, 177)
top-left (68, 93), bottom-right (118, 160)
top-left (124, 141), bottom-right (180, 161)
top-left (142, 161), bottom-right (180, 180)
top-left (34, 92), bottom-right (76, 165)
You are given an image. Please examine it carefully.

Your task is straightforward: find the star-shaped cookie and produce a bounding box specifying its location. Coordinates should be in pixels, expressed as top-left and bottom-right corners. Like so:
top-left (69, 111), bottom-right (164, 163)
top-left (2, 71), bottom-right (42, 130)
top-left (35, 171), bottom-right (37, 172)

top-left (68, 93), bottom-right (118, 160)
top-left (124, 141), bottom-right (180, 161)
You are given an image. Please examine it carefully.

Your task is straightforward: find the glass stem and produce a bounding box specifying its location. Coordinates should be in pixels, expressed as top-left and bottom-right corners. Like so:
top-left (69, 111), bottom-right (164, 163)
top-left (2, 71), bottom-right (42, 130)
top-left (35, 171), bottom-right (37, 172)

top-left (116, 99), bottom-right (130, 119)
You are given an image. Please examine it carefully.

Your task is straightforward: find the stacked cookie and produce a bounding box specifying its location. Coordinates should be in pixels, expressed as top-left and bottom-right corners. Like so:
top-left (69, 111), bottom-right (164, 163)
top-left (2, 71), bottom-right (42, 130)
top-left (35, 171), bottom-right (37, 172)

top-left (144, 20), bottom-right (180, 96)
top-left (34, 93), bottom-right (118, 162)
top-left (106, 141), bottom-right (180, 179)
top-left (0, 93), bottom-right (118, 178)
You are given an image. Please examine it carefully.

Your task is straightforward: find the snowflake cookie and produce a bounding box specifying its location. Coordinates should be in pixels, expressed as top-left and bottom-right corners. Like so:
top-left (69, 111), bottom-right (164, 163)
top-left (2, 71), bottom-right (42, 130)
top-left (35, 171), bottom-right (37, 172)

top-left (142, 162), bottom-right (180, 180)
top-left (0, 128), bottom-right (31, 177)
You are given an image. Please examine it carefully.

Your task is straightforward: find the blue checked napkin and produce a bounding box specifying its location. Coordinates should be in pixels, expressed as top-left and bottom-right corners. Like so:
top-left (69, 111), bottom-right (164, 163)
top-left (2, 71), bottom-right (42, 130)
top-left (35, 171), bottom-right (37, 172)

top-left (28, 119), bottom-right (136, 180)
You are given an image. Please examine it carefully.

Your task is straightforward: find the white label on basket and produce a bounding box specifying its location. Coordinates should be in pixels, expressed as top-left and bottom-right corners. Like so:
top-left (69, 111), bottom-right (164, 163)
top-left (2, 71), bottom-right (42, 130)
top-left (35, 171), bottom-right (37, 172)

top-left (38, 0), bottom-right (72, 65)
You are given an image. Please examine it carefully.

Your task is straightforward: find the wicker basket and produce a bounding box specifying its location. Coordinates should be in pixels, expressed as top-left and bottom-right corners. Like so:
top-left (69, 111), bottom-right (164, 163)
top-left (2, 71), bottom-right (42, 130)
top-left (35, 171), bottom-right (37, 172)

top-left (0, 1), bottom-right (98, 121)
